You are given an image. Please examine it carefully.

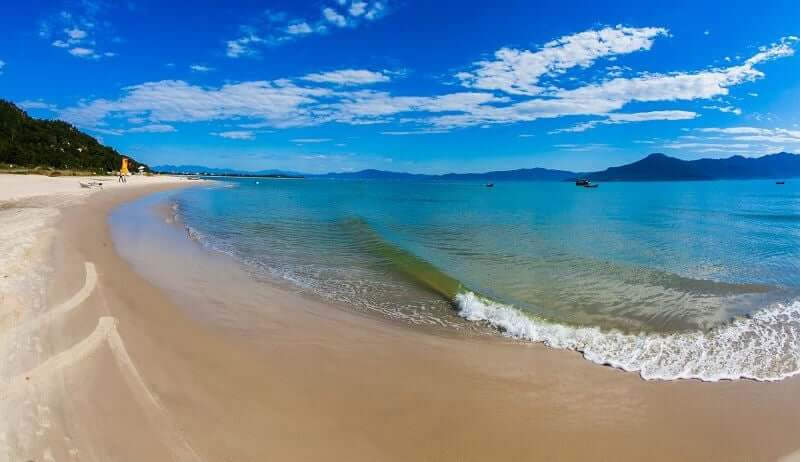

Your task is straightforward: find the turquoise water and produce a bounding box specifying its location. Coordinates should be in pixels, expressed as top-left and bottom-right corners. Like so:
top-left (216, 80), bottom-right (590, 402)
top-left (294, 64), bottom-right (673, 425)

top-left (161, 178), bottom-right (800, 381)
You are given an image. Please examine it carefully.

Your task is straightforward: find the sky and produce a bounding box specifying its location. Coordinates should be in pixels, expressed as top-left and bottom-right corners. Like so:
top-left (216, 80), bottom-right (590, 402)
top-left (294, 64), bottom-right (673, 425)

top-left (1, 0), bottom-right (800, 174)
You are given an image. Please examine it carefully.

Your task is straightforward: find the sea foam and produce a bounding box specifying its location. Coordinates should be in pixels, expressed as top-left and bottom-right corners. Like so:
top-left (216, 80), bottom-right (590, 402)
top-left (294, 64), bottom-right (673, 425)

top-left (456, 291), bottom-right (800, 381)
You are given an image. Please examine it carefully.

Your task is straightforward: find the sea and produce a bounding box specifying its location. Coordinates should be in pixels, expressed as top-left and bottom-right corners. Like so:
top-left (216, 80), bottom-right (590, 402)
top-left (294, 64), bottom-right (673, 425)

top-left (111, 177), bottom-right (800, 382)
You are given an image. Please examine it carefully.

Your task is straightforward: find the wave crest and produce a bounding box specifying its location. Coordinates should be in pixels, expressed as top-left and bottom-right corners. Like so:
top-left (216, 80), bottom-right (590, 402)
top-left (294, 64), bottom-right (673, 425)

top-left (456, 291), bottom-right (800, 382)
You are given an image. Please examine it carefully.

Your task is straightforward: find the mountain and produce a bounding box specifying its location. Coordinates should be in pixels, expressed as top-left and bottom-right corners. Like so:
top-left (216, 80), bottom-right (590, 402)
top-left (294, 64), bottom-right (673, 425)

top-left (0, 100), bottom-right (145, 173)
top-left (315, 169), bottom-right (427, 180)
top-left (153, 164), bottom-right (302, 177)
top-left (316, 167), bottom-right (576, 181)
top-left (158, 152), bottom-right (800, 183)
top-left (439, 167), bottom-right (576, 181)
top-left (587, 152), bottom-right (800, 181)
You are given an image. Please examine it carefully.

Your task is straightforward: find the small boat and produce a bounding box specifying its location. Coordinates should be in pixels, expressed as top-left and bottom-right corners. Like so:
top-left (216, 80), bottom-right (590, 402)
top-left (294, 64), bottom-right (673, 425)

top-left (575, 179), bottom-right (590, 186)
top-left (485, 183), bottom-right (494, 188)
top-left (776, 181), bottom-right (786, 185)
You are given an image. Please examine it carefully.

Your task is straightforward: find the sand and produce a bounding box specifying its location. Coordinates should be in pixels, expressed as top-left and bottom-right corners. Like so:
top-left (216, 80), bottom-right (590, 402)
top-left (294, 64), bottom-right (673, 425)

top-left (3, 174), bottom-right (800, 461)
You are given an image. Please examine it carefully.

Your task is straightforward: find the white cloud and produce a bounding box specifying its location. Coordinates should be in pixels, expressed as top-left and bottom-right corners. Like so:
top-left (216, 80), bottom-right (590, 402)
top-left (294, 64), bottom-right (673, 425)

top-left (349, 1), bottom-right (367, 16)
top-left (226, 34), bottom-right (263, 58)
top-left (65, 27), bottom-right (87, 40)
top-left (329, 91), bottom-right (509, 125)
top-left (302, 69), bottom-right (390, 85)
top-left (287, 22), bottom-right (313, 35)
top-left (552, 110), bottom-right (699, 133)
top-left (291, 138), bottom-right (332, 143)
top-left (380, 129), bottom-right (448, 135)
top-left (457, 25), bottom-right (668, 95)
top-left (18, 100), bottom-right (57, 110)
top-left (696, 126), bottom-right (800, 144)
top-left (59, 80), bottom-right (333, 129)
top-left (68, 47), bottom-right (97, 58)
top-left (364, 1), bottom-right (387, 20)
top-left (41, 3), bottom-right (116, 59)
top-left (190, 64), bottom-right (214, 72)
top-left (658, 126), bottom-right (800, 156)
top-left (213, 130), bottom-right (256, 140)
top-left (0, 60), bottom-right (4, 73)
top-left (554, 143), bottom-right (612, 152)
top-left (323, 8), bottom-right (348, 27)
top-left (554, 39), bottom-right (794, 105)
top-left (703, 105), bottom-right (742, 115)
top-left (127, 124), bottom-right (177, 133)
top-left (226, 1), bottom-right (389, 56)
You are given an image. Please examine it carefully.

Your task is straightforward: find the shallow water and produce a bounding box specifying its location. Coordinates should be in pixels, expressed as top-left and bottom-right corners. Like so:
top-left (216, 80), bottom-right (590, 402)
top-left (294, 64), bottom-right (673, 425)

top-left (113, 178), bottom-right (800, 381)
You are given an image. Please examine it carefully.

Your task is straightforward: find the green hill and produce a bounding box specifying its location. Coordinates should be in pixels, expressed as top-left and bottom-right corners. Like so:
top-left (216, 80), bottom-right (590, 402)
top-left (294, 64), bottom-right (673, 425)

top-left (0, 100), bottom-right (146, 174)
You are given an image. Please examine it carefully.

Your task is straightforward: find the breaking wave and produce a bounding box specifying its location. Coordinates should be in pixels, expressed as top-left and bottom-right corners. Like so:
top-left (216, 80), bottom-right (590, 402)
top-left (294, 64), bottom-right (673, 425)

top-left (457, 291), bottom-right (800, 381)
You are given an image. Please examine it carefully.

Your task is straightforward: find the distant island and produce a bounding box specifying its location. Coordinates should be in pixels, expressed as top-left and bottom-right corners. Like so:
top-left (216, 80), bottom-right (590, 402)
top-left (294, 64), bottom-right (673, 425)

top-left (159, 152), bottom-right (800, 182)
top-left (0, 100), bottom-right (146, 174)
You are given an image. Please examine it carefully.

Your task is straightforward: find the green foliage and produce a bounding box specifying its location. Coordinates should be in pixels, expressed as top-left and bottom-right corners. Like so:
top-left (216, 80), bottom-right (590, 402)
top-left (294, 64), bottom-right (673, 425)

top-left (0, 100), bottom-right (147, 173)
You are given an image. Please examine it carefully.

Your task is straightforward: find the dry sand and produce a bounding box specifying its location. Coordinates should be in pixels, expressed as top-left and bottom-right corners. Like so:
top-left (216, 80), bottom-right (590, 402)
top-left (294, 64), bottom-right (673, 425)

top-left (3, 174), bottom-right (800, 461)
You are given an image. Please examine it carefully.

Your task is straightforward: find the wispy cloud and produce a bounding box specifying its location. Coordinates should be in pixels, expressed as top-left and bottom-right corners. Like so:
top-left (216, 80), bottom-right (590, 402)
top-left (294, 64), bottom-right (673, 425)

top-left (226, 32), bottom-right (265, 58)
top-left (190, 64), bottom-right (214, 72)
top-left (554, 143), bottom-right (612, 152)
top-left (18, 100), bottom-right (57, 110)
top-left (380, 129), bottom-right (448, 135)
top-left (702, 105), bottom-right (742, 115)
top-left (213, 130), bottom-right (256, 140)
top-left (39, 2), bottom-right (117, 59)
top-left (697, 126), bottom-right (800, 144)
top-left (552, 110), bottom-right (699, 133)
top-left (659, 126), bottom-right (800, 155)
top-left (127, 124), bottom-right (177, 133)
top-left (0, 60), bottom-right (5, 74)
top-left (302, 69), bottom-right (390, 85)
top-left (225, 1), bottom-right (390, 57)
top-left (291, 138), bottom-right (332, 143)
top-left (457, 26), bottom-right (668, 95)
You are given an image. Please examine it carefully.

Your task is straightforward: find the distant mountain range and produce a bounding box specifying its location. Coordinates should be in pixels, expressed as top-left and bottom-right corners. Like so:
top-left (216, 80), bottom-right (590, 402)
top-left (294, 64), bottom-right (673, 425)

top-left (315, 167), bottom-right (576, 181)
top-left (158, 152), bottom-right (800, 182)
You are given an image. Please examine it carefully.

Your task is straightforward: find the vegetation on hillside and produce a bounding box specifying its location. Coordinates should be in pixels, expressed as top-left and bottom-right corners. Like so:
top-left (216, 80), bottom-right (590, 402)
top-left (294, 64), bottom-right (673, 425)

top-left (0, 100), bottom-right (146, 174)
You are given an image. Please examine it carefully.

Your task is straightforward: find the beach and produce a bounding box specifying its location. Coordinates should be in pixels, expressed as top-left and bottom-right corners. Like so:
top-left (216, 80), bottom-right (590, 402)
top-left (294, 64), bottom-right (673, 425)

top-left (4, 174), bottom-right (800, 461)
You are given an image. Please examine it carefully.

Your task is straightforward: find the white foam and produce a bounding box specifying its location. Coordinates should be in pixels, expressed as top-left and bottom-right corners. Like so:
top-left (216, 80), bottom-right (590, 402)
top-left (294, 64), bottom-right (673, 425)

top-left (456, 291), bottom-right (800, 382)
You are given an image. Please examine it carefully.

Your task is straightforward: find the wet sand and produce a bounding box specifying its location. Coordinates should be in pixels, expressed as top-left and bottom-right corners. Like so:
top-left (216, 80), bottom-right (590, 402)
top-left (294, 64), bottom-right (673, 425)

top-left (8, 182), bottom-right (800, 461)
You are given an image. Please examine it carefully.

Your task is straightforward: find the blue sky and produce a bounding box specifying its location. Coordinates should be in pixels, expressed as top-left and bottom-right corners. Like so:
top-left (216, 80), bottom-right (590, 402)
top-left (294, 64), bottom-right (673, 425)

top-left (2, 0), bottom-right (799, 173)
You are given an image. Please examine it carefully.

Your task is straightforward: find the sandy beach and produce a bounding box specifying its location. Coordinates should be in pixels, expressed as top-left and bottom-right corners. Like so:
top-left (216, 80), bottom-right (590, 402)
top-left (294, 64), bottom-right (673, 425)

top-left (3, 174), bottom-right (800, 462)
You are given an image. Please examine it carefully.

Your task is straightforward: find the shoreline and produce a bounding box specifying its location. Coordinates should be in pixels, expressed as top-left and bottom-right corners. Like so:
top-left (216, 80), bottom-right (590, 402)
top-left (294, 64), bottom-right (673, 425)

top-left (5, 177), bottom-right (800, 460)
